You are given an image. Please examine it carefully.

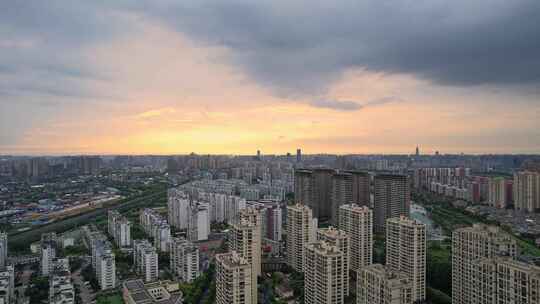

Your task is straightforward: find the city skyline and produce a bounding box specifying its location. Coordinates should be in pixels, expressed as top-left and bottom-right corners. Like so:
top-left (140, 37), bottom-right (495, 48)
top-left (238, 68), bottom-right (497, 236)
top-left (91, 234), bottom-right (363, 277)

top-left (1, 1), bottom-right (540, 155)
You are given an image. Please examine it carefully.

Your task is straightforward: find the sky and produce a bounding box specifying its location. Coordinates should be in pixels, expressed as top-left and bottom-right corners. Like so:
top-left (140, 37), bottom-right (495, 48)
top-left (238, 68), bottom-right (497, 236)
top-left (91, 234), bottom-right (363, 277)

top-left (1, 0), bottom-right (540, 155)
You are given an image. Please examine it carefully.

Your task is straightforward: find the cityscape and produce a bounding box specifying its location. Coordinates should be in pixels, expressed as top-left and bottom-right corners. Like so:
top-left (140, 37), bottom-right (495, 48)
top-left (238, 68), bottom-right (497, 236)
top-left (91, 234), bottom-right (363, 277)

top-left (2, 1), bottom-right (540, 304)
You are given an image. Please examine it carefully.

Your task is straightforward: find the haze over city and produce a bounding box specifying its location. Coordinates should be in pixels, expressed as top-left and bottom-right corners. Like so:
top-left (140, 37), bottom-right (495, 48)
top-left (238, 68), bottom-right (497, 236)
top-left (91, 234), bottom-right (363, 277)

top-left (2, 1), bottom-right (540, 155)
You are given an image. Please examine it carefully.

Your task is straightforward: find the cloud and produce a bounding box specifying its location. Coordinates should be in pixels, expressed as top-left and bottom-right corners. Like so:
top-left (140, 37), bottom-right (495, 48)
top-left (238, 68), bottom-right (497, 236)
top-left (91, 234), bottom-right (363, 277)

top-left (131, 0), bottom-right (540, 96)
top-left (309, 96), bottom-right (402, 111)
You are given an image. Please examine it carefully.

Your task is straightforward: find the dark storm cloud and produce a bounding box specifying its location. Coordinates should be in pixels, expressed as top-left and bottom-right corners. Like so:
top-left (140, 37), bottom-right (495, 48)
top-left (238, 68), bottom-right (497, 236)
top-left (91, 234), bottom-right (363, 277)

top-left (130, 0), bottom-right (540, 95)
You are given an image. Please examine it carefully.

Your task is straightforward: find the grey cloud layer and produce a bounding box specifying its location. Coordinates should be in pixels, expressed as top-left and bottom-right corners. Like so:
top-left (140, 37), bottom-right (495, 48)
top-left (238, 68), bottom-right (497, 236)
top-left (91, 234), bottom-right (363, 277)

top-left (133, 0), bottom-right (540, 95)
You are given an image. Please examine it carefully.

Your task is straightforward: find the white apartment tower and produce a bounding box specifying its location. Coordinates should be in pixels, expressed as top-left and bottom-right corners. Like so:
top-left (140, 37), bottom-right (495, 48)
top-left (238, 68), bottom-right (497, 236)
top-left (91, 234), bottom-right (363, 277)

top-left (168, 188), bottom-right (191, 229)
top-left (215, 251), bottom-right (253, 304)
top-left (286, 204), bottom-right (317, 272)
top-left (0, 265), bottom-right (14, 304)
top-left (304, 241), bottom-right (348, 304)
top-left (357, 264), bottom-right (413, 304)
top-left (316, 227), bottom-right (350, 296)
top-left (338, 204), bottom-right (373, 272)
top-left (133, 240), bottom-right (159, 282)
top-left (386, 216), bottom-right (426, 303)
top-left (452, 224), bottom-right (518, 304)
top-left (187, 202), bottom-right (210, 242)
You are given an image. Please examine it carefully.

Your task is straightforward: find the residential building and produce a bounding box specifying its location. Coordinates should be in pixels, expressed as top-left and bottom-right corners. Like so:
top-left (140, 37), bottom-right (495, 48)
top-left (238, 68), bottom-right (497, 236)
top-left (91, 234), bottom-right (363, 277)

top-left (134, 240), bottom-right (159, 282)
top-left (514, 171), bottom-right (540, 212)
top-left (168, 188), bottom-right (191, 229)
top-left (386, 216), bottom-right (426, 303)
top-left (187, 203), bottom-right (210, 242)
top-left (331, 172), bottom-right (353, 225)
top-left (488, 177), bottom-right (508, 208)
top-left (169, 237), bottom-right (200, 283)
top-left (286, 204), bottom-right (317, 272)
top-left (41, 233), bottom-right (57, 276)
top-left (338, 204), bottom-right (373, 272)
top-left (122, 279), bottom-right (184, 304)
top-left (357, 264), bottom-right (413, 304)
top-left (316, 227), bottom-right (350, 295)
top-left (215, 251), bottom-right (253, 304)
top-left (373, 174), bottom-right (410, 233)
top-left (452, 224), bottom-right (518, 304)
top-left (304, 241), bottom-right (348, 304)
top-left (0, 265), bottom-right (14, 304)
top-left (140, 208), bottom-right (171, 252)
top-left (0, 232), bottom-right (7, 271)
top-left (108, 210), bottom-right (132, 248)
top-left (49, 259), bottom-right (75, 304)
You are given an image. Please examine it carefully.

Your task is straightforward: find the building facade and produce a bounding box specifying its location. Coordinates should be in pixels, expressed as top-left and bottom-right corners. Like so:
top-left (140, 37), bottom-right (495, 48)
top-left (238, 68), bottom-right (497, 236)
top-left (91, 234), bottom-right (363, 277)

top-left (286, 204), bottom-right (317, 272)
top-left (373, 174), bottom-right (410, 233)
top-left (338, 204), bottom-right (373, 272)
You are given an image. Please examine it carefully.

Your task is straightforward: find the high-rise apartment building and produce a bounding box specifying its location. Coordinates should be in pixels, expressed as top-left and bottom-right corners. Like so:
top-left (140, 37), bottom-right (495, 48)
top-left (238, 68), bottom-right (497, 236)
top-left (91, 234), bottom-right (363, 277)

top-left (108, 210), bottom-right (131, 248)
top-left (452, 224), bottom-right (518, 304)
top-left (0, 232), bottom-right (7, 271)
top-left (286, 204), bottom-right (317, 272)
top-left (168, 188), bottom-right (191, 229)
top-left (331, 173), bottom-right (353, 225)
top-left (170, 237), bottom-right (200, 283)
top-left (96, 249), bottom-right (116, 290)
top-left (140, 208), bottom-right (171, 252)
top-left (230, 207), bottom-right (262, 304)
top-left (357, 264), bottom-right (413, 304)
top-left (338, 204), bottom-right (373, 272)
top-left (514, 171), bottom-right (540, 212)
top-left (294, 168), bottom-right (334, 220)
top-left (133, 240), bottom-right (159, 282)
top-left (49, 259), bottom-right (75, 304)
top-left (215, 251), bottom-right (253, 304)
top-left (187, 202), bottom-right (210, 242)
top-left (347, 171), bottom-right (371, 207)
top-left (40, 233), bottom-right (57, 276)
top-left (386, 216), bottom-right (426, 303)
top-left (373, 174), bottom-right (410, 233)
top-left (304, 241), bottom-right (348, 304)
top-left (317, 227), bottom-right (350, 296)
top-left (488, 177), bottom-right (508, 208)
top-left (472, 257), bottom-right (540, 304)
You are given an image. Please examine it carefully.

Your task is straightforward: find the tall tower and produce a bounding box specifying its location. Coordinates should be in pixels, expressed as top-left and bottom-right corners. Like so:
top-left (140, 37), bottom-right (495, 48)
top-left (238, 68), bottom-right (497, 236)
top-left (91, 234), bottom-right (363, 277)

top-left (230, 207), bottom-right (261, 304)
top-left (373, 174), bottom-right (410, 233)
top-left (296, 148), bottom-right (302, 163)
top-left (452, 224), bottom-right (518, 304)
top-left (346, 171), bottom-right (371, 207)
top-left (386, 216), bottom-right (426, 303)
top-left (304, 241), bottom-right (348, 304)
top-left (317, 227), bottom-right (350, 296)
top-left (513, 171), bottom-right (540, 212)
top-left (216, 251), bottom-right (253, 304)
top-left (286, 204), bottom-right (316, 272)
top-left (331, 172), bottom-right (353, 225)
top-left (338, 204), bottom-right (373, 272)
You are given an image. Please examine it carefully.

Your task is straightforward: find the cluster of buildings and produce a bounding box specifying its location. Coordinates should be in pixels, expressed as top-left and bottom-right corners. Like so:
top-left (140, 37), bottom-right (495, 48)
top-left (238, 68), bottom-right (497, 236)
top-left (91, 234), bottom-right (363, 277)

top-left (140, 208), bottom-right (172, 252)
top-left (0, 233), bottom-right (14, 304)
top-left (414, 167), bottom-right (540, 213)
top-left (82, 226), bottom-right (116, 290)
top-left (286, 203), bottom-right (426, 304)
top-left (295, 169), bottom-right (410, 233)
top-left (452, 224), bottom-right (540, 304)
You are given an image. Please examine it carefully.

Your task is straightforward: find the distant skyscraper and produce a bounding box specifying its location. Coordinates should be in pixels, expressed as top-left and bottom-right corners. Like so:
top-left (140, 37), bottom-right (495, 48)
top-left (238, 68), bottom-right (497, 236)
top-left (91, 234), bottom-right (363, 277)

top-left (415, 146), bottom-right (420, 156)
top-left (294, 168), bottom-right (334, 219)
top-left (488, 177), bottom-right (508, 208)
top-left (256, 150), bottom-right (261, 160)
top-left (215, 251), bottom-right (253, 304)
top-left (331, 173), bottom-right (353, 225)
top-left (304, 241), bottom-right (348, 304)
top-left (286, 204), bottom-right (317, 272)
top-left (357, 264), bottom-right (413, 304)
top-left (373, 174), bottom-right (410, 233)
top-left (296, 148), bottom-right (302, 163)
top-left (338, 204), bottom-right (373, 272)
top-left (452, 224), bottom-right (518, 304)
top-left (346, 171), bottom-right (371, 207)
top-left (386, 216), bottom-right (426, 303)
